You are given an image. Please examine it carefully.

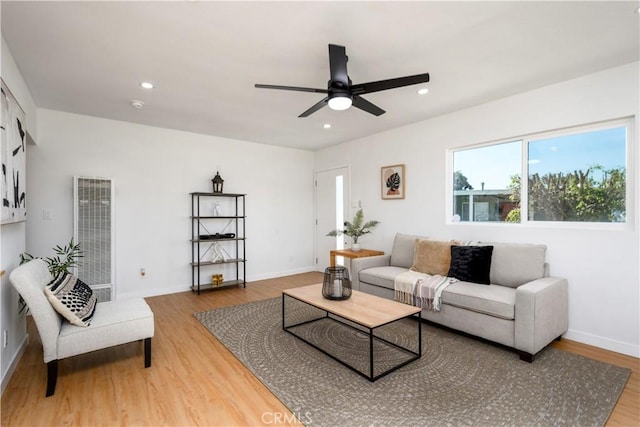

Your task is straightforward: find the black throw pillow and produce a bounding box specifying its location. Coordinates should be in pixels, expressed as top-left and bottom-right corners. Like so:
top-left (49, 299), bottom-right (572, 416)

top-left (447, 245), bottom-right (494, 285)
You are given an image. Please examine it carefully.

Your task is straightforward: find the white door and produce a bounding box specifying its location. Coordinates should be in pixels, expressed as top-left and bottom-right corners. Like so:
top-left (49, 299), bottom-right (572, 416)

top-left (315, 167), bottom-right (349, 271)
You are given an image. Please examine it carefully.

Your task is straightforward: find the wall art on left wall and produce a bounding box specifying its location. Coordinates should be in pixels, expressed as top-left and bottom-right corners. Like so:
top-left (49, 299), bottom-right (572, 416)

top-left (1, 79), bottom-right (27, 224)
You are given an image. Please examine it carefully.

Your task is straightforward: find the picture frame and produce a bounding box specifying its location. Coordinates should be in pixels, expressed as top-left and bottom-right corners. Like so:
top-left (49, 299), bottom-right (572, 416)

top-left (1, 79), bottom-right (27, 224)
top-left (381, 164), bottom-right (405, 199)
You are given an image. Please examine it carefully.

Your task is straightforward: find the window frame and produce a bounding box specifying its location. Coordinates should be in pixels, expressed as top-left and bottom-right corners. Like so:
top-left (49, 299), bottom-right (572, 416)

top-left (447, 117), bottom-right (634, 230)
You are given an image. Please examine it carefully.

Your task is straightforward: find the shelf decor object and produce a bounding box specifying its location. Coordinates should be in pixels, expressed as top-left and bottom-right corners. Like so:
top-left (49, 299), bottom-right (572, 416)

top-left (322, 266), bottom-right (352, 300)
top-left (212, 172), bottom-right (224, 193)
top-left (190, 192), bottom-right (246, 295)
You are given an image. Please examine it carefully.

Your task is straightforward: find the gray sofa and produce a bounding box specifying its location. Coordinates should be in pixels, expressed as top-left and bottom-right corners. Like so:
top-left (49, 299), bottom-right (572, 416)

top-left (350, 233), bottom-right (568, 362)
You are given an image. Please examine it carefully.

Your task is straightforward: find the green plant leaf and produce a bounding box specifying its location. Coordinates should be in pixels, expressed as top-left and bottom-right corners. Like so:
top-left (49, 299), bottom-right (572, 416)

top-left (33, 237), bottom-right (84, 275)
top-left (325, 209), bottom-right (380, 244)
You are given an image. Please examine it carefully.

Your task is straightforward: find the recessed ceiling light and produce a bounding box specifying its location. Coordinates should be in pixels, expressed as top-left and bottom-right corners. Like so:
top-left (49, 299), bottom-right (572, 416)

top-left (130, 100), bottom-right (144, 109)
top-left (140, 82), bottom-right (154, 89)
top-left (417, 88), bottom-right (429, 95)
top-left (323, 123), bottom-right (331, 129)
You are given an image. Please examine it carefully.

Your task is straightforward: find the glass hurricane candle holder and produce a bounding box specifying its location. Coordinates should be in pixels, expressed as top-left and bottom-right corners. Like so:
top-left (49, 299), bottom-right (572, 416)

top-left (322, 266), bottom-right (352, 300)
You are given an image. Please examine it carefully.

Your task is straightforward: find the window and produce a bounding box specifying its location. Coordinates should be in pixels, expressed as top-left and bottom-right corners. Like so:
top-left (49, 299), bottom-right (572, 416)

top-left (452, 141), bottom-right (521, 222)
top-left (451, 119), bottom-right (630, 225)
top-left (527, 126), bottom-right (626, 222)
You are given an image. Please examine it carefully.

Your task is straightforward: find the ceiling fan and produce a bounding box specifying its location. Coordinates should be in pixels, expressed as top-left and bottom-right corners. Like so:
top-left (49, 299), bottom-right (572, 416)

top-left (255, 44), bottom-right (430, 117)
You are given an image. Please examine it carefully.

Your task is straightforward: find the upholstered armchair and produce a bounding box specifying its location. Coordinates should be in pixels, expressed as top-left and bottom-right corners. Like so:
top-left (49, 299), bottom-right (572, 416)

top-left (9, 259), bottom-right (154, 396)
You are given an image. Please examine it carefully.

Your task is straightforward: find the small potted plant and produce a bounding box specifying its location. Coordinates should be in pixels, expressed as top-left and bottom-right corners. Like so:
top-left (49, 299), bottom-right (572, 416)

top-left (20, 237), bottom-right (83, 275)
top-left (18, 238), bottom-right (83, 313)
top-left (326, 209), bottom-right (380, 252)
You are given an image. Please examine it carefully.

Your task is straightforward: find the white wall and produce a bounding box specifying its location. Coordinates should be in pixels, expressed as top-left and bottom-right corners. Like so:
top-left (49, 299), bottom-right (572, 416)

top-left (315, 62), bottom-right (640, 357)
top-left (28, 110), bottom-right (315, 299)
top-left (1, 36), bottom-right (37, 393)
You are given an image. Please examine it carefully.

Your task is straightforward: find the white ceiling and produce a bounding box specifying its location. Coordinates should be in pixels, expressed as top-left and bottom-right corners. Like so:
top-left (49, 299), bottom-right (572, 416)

top-left (2, 1), bottom-right (638, 151)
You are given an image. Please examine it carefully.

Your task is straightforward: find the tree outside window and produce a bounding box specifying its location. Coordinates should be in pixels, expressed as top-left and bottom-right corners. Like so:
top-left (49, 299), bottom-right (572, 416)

top-left (527, 126), bottom-right (626, 222)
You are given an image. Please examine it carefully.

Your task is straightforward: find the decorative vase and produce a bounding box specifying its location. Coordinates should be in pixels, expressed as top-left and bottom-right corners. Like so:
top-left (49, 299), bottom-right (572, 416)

top-left (322, 266), bottom-right (352, 300)
top-left (351, 243), bottom-right (361, 252)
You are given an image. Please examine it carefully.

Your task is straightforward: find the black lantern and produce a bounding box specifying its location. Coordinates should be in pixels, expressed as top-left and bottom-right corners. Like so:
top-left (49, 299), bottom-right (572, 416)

top-left (322, 266), bottom-right (352, 300)
top-left (212, 172), bottom-right (224, 193)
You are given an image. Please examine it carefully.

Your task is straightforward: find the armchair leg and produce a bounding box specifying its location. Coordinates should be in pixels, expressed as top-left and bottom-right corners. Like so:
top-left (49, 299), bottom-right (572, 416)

top-left (144, 338), bottom-right (152, 368)
top-left (46, 360), bottom-right (58, 397)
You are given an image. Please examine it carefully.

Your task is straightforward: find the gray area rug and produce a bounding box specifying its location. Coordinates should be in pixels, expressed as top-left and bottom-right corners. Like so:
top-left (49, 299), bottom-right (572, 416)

top-left (195, 297), bottom-right (630, 427)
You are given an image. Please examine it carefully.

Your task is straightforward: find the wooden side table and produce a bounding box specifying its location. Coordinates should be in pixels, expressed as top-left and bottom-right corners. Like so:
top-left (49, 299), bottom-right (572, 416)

top-left (330, 248), bottom-right (385, 267)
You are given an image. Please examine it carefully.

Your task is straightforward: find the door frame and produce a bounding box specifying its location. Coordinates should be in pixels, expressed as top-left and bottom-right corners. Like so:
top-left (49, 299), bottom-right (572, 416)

top-left (314, 165), bottom-right (351, 271)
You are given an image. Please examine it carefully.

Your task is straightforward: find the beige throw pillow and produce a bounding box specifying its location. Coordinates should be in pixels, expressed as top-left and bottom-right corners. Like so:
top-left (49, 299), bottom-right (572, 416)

top-left (410, 239), bottom-right (458, 276)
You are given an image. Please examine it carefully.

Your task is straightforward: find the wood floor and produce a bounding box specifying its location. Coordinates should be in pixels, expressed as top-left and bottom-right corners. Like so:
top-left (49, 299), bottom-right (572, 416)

top-left (2, 272), bottom-right (638, 426)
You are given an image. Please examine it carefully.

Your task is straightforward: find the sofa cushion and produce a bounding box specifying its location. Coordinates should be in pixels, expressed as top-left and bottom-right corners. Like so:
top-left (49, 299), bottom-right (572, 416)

top-left (359, 266), bottom-right (407, 290)
top-left (410, 239), bottom-right (457, 276)
top-left (389, 233), bottom-right (423, 268)
top-left (442, 281), bottom-right (516, 320)
top-left (45, 272), bottom-right (97, 327)
top-left (484, 243), bottom-right (547, 288)
top-left (447, 245), bottom-right (494, 285)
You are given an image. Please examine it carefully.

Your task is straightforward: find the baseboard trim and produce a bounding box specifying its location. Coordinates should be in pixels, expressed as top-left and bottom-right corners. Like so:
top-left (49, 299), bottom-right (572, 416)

top-left (1, 333), bottom-right (29, 397)
top-left (564, 329), bottom-right (639, 358)
top-left (118, 266), bottom-right (319, 300)
top-left (247, 266), bottom-right (316, 282)
top-left (118, 283), bottom-right (191, 300)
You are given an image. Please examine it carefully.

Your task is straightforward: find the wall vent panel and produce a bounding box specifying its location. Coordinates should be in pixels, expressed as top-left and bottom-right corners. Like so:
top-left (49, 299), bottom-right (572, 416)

top-left (74, 177), bottom-right (114, 300)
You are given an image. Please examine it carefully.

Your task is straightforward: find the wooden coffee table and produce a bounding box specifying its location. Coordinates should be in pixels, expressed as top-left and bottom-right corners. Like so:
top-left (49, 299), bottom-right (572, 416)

top-left (282, 284), bottom-right (421, 381)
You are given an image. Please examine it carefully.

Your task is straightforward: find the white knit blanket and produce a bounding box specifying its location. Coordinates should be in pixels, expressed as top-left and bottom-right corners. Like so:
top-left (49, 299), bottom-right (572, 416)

top-left (394, 270), bottom-right (456, 311)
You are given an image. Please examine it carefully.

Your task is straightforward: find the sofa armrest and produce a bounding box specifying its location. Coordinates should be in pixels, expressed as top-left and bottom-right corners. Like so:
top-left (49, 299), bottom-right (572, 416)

top-left (350, 255), bottom-right (391, 291)
top-left (515, 276), bottom-right (568, 355)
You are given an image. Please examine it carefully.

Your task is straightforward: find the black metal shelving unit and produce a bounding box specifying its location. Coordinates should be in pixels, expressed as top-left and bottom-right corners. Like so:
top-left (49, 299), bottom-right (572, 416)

top-left (190, 192), bottom-right (246, 295)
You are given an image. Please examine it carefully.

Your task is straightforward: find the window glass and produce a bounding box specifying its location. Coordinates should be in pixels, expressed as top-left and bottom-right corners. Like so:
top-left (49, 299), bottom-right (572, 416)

top-left (527, 126), bottom-right (626, 222)
top-left (452, 141), bottom-right (521, 222)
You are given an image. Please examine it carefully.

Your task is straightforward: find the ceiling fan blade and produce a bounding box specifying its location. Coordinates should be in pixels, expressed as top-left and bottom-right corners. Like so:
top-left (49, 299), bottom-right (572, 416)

top-left (298, 97), bottom-right (329, 117)
top-left (352, 95), bottom-right (385, 116)
top-left (350, 73), bottom-right (430, 95)
top-left (328, 44), bottom-right (349, 87)
top-left (255, 84), bottom-right (328, 94)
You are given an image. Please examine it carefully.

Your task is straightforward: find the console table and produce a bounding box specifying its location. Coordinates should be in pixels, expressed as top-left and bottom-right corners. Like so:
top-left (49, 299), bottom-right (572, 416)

top-left (330, 248), bottom-right (384, 267)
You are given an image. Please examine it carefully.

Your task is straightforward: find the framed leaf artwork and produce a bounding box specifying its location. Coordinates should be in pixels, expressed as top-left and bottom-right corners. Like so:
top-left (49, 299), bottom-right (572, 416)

top-left (381, 164), bottom-right (405, 199)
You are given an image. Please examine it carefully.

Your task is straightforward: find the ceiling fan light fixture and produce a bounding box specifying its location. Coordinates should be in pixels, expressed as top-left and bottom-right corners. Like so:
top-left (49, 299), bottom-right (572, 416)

top-left (328, 94), bottom-right (352, 111)
top-left (255, 44), bottom-right (429, 117)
